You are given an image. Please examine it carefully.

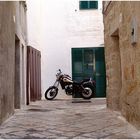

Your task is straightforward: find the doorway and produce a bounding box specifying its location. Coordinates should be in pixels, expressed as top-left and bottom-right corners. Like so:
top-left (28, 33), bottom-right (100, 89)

top-left (72, 47), bottom-right (106, 98)
top-left (110, 30), bottom-right (122, 110)
top-left (15, 35), bottom-right (20, 109)
top-left (21, 45), bottom-right (25, 106)
top-left (15, 35), bottom-right (26, 108)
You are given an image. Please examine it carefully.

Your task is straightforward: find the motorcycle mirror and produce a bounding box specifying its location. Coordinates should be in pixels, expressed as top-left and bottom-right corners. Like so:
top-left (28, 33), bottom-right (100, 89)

top-left (58, 69), bottom-right (61, 73)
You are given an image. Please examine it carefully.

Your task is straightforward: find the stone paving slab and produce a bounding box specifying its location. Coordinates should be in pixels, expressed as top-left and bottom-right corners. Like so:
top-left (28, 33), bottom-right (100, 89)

top-left (0, 98), bottom-right (140, 139)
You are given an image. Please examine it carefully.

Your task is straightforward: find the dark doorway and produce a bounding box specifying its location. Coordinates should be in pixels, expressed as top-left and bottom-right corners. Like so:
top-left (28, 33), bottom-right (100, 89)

top-left (15, 35), bottom-right (20, 109)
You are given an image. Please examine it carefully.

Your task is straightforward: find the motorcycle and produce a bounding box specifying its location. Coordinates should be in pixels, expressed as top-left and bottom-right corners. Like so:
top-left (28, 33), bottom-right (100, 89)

top-left (45, 69), bottom-right (96, 100)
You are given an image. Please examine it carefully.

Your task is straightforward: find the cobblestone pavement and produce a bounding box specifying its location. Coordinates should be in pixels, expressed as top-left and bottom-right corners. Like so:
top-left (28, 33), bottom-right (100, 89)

top-left (0, 98), bottom-right (140, 139)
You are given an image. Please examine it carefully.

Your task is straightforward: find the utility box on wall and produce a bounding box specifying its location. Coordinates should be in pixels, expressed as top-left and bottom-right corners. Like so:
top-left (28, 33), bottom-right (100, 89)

top-left (131, 17), bottom-right (137, 45)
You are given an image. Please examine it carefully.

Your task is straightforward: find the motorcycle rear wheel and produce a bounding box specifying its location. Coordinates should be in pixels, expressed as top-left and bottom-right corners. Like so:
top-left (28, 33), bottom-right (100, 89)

top-left (45, 86), bottom-right (58, 100)
top-left (81, 84), bottom-right (95, 99)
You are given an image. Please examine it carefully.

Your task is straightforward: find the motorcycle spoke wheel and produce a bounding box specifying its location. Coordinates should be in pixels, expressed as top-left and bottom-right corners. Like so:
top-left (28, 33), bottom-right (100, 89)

top-left (45, 87), bottom-right (58, 100)
top-left (83, 87), bottom-right (92, 98)
top-left (81, 84), bottom-right (95, 99)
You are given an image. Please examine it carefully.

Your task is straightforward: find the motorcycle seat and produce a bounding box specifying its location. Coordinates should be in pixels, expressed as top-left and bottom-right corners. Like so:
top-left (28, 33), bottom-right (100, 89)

top-left (73, 81), bottom-right (81, 85)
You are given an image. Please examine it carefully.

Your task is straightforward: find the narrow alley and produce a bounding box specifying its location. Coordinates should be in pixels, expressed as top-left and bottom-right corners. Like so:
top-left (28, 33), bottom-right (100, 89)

top-left (1, 1), bottom-right (140, 139)
top-left (0, 98), bottom-right (140, 139)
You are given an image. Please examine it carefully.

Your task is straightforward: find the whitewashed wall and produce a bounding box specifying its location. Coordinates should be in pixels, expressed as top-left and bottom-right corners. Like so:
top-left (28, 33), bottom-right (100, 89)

top-left (27, 0), bottom-right (42, 49)
top-left (27, 0), bottom-right (104, 99)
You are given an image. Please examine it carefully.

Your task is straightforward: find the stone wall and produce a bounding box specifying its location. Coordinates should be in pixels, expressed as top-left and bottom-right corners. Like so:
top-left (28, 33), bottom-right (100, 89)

top-left (0, 1), bottom-right (27, 124)
top-left (103, 1), bottom-right (140, 129)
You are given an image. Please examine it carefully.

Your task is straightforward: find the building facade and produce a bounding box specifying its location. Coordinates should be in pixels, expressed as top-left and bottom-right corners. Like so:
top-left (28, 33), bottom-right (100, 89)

top-left (0, 1), bottom-right (27, 124)
top-left (27, 0), bottom-right (105, 99)
top-left (103, 1), bottom-right (140, 128)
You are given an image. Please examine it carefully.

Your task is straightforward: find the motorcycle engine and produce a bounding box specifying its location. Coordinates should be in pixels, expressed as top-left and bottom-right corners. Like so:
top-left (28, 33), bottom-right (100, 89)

top-left (65, 85), bottom-right (73, 95)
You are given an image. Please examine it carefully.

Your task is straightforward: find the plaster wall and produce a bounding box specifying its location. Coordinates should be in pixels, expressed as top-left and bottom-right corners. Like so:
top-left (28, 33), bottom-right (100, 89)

top-left (27, 0), bottom-right (104, 98)
top-left (14, 1), bottom-right (27, 108)
top-left (0, 1), bottom-right (27, 124)
top-left (0, 2), bottom-right (15, 124)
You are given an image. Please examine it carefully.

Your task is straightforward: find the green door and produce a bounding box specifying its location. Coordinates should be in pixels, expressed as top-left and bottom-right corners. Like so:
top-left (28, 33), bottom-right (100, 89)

top-left (72, 48), bottom-right (83, 82)
top-left (95, 48), bottom-right (106, 97)
top-left (72, 47), bottom-right (106, 98)
top-left (83, 49), bottom-right (95, 79)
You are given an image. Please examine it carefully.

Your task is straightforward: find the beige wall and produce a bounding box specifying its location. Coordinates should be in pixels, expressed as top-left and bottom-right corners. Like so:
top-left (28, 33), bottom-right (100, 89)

top-left (103, 1), bottom-right (140, 129)
top-left (0, 2), bottom-right (15, 124)
top-left (0, 1), bottom-right (27, 124)
top-left (15, 1), bottom-right (27, 108)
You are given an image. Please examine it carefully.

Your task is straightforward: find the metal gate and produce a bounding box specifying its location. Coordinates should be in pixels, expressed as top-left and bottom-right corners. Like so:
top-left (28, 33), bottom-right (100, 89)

top-left (27, 46), bottom-right (41, 104)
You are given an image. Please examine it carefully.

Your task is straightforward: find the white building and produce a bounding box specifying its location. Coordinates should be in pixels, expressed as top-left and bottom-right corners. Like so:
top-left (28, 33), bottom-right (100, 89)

top-left (27, 0), bottom-right (104, 99)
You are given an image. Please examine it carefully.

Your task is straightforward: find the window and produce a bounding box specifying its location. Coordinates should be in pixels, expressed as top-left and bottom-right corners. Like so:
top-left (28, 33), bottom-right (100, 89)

top-left (79, 1), bottom-right (98, 10)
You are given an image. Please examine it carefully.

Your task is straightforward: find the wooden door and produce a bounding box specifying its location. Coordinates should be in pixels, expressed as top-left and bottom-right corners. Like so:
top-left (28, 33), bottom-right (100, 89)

top-left (27, 46), bottom-right (41, 104)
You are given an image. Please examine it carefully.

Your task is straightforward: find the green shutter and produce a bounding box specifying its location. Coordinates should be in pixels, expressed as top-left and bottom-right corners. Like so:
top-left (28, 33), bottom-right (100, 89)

top-left (95, 48), bottom-right (106, 97)
top-left (79, 1), bottom-right (88, 9)
top-left (90, 1), bottom-right (98, 9)
top-left (79, 1), bottom-right (98, 10)
top-left (72, 48), bottom-right (83, 81)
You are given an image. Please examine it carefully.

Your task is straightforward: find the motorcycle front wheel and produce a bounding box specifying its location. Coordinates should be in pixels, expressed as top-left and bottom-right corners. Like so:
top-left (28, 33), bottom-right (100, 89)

top-left (45, 86), bottom-right (58, 100)
top-left (81, 84), bottom-right (95, 99)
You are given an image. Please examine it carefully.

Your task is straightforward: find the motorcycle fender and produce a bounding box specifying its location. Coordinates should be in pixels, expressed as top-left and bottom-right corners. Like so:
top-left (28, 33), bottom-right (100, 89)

top-left (49, 86), bottom-right (58, 91)
top-left (82, 83), bottom-right (93, 88)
